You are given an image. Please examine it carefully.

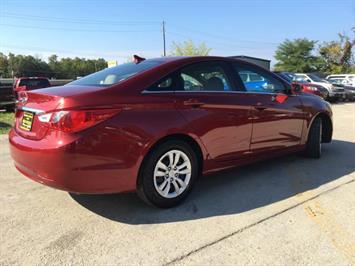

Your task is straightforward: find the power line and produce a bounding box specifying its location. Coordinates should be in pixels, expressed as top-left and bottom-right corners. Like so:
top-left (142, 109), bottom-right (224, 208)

top-left (0, 44), bottom-right (134, 58)
top-left (1, 12), bottom-right (160, 25)
top-left (0, 23), bottom-right (157, 33)
top-left (169, 23), bottom-right (279, 45)
top-left (167, 30), bottom-right (278, 50)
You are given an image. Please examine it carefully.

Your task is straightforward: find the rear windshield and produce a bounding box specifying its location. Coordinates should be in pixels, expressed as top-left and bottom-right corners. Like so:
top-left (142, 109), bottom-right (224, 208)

top-left (276, 72), bottom-right (294, 83)
top-left (19, 79), bottom-right (50, 88)
top-left (69, 60), bottom-right (163, 87)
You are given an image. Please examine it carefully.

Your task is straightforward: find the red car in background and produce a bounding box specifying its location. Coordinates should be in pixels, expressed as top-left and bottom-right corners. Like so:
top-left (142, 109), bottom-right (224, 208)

top-left (296, 82), bottom-right (329, 99)
top-left (9, 56), bottom-right (333, 208)
top-left (13, 77), bottom-right (51, 99)
top-left (274, 72), bottom-right (328, 99)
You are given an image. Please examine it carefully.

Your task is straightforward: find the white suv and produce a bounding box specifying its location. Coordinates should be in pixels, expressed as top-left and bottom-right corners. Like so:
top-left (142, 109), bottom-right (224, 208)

top-left (326, 74), bottom-right (355, 87)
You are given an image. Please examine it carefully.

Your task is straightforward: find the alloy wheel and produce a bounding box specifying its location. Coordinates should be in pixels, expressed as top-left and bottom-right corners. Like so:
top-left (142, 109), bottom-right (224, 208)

top-left (153, 149), bottom-right (192, 198)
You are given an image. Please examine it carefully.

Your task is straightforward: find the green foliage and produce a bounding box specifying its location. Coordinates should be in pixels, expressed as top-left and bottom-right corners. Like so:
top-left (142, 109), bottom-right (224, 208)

top-left (0, 53), bottom-right (9, 77)
top-left (47, 56), bottom-right (107, 79)
top-left (170, 40), bottom-right (211, 56)
top-left (318, 33), bottom-right (355, 74)
top-left (0, 111), bottom-right (14, 134)
top-left (0, 53), bottom-right (107, 79)
top-left (274, 38), bottom-right (321, 72)
top-left (274, 33), bottom-right (355, 74)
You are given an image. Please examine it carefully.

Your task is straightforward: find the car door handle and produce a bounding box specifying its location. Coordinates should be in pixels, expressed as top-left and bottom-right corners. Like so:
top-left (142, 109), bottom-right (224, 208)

top-left (254, 102), bottom-right (267, 111)
top-left (183, 99), bottom-right (204, 108)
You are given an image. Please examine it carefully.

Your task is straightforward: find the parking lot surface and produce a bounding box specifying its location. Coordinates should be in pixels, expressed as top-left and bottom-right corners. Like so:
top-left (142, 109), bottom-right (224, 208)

top-left (1, 103), bottom-right (355, 266)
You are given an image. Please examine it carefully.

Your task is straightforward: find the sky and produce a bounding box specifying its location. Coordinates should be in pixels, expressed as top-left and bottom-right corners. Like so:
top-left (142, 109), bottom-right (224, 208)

top-left (0, 0), bottom-right (354, 64)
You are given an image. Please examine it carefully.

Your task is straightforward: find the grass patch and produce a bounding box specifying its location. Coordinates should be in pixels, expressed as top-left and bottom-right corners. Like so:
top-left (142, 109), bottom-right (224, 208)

top-left (0, 111), bottom-right (15, 134)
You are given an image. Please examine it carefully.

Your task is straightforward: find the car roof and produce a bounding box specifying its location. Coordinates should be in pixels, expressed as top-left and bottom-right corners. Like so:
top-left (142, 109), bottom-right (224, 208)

top-left (145, 55), bottom-right (263, 66)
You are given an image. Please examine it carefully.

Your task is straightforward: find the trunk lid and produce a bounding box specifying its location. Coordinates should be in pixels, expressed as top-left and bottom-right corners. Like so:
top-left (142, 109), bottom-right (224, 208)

top-left (15, 85), bottom-right (119, 140)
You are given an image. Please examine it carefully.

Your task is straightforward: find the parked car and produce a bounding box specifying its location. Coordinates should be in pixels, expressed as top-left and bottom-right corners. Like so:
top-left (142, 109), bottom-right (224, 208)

top-left (239, 71), bottom-right (269, 92)
top-left (326, 78), bottom-right (355, 101)
top-left (0, 82), bottom-right (15, 111)
top-left (274, 72), bottom-right (328, 99)
top-left (9, 56), bottom-right (333, 208)
top-left (293, 73), bottom-right (346, 102)
top-left (326, 74), bottom-right (355, 87)
top-left (13, 77), bottom-right (51, 99)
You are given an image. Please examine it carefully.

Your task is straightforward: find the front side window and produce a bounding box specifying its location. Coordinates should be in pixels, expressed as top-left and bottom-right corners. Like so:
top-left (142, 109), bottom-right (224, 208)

top-left (69, 60), bottom-right (163, 87)
top-left (234, 65), bottom-right (285, 93)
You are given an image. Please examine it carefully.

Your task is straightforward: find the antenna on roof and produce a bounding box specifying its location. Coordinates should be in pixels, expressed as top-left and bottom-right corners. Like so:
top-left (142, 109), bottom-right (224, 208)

top-left (133, 55), bottom-right (146, 64)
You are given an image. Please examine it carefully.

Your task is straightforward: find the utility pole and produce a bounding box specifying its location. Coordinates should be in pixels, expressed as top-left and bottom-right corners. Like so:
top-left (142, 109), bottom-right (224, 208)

top-left (162, 20), bottom-right (166, 56)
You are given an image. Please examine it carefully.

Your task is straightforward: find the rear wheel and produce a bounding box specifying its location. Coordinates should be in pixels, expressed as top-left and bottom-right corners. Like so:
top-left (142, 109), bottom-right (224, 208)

top-left (137, 140), bottom-right (199, 208)
top-left (304, 117), bottom-right (322, 158)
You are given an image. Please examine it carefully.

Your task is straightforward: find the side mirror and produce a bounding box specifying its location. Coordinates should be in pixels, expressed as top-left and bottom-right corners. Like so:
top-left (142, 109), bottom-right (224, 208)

top-left (16, 85), bottom-right (27, 92)
top-left (291, 83), bottom-right (302, 94)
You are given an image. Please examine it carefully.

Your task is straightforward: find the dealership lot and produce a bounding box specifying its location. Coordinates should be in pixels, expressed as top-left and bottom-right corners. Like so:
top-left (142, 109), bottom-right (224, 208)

top-left (1, 103), bottom-right (354, 265)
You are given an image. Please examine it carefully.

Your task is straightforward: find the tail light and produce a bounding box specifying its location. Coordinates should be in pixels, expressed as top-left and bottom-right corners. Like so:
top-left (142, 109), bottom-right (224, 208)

top-left (38, 109), bottom-right (120, 133)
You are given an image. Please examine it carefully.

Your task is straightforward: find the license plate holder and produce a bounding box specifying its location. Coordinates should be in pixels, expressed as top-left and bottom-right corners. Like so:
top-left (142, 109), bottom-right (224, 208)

top-left (20, 111), bottom-right (34, 131)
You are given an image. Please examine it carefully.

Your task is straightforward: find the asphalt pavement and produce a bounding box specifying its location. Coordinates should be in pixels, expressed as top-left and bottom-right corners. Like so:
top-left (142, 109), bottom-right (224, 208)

top-left (1, 103), bottom-right (354, 266)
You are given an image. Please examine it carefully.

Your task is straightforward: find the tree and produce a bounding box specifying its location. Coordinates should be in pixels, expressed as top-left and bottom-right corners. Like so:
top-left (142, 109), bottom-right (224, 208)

top-left (0, 53), bottom-right (9, 77)
top-left (170, 40), bottom-right (212, 56)
top-left (0, 53), bottom-right (108, 79)
top-left (318, 33), bottom-right (355, 74)
top-left (274, 38), bottom-right (322, 72)
top-left (4, 53), bottom-right (52, 77)
top-left (54, 57), bottom-right (107, 79)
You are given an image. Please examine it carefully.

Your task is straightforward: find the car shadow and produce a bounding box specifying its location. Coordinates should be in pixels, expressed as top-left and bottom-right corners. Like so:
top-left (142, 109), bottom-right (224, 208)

top-left (70, 139), bottom-right (355, 224)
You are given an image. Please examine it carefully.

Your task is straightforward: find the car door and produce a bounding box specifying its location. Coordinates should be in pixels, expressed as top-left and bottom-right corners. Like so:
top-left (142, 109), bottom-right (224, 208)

top-left (232, 62), bottom-right (305, 153)
top-left (170, 61), bottom-right (253, 161)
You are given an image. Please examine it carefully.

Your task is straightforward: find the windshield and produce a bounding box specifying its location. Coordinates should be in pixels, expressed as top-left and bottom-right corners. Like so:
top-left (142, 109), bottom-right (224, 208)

top-left (308, 74), bottom-right (326, 83)
top-left (19, 79), bottom-right (50, 88)
top-left (69, 60), bottom-right (163, 87)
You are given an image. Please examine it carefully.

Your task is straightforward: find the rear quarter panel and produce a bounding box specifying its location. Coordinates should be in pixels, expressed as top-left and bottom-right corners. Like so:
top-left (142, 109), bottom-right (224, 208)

top-left (83, 93), bottom-right (209, 188)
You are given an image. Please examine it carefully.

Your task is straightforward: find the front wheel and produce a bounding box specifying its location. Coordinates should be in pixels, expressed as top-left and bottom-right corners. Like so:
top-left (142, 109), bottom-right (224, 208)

top-left (304, 117), bottom-right (322, 158)
top-left (137, 140), bottom-right (199, 208)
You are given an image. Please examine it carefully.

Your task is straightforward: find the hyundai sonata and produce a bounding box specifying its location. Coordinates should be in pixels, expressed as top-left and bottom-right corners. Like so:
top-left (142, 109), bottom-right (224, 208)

top-left (9, 56), bottom-right (333, 208)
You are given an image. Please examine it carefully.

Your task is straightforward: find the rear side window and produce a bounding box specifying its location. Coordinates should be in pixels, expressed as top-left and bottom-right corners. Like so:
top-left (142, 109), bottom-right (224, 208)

top-left (179, 62), bottom-right (233, 91)
top-left (148, 61), bottom-right (235, 92)
top-left (69, 60), bottom-right (163, 87)
top-left (233, 64), bottom-right (285, 93)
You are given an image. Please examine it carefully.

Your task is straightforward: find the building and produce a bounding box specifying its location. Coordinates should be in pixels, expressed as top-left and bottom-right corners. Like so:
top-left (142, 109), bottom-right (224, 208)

top-left (228, 55), bottom-right (271, 70)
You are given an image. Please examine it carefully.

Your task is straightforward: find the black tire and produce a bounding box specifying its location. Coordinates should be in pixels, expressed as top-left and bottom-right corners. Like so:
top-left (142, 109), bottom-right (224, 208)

top-left (304, 117), bottom-right (322, 158)
top-left (137, 140), bottom-right (199, 208)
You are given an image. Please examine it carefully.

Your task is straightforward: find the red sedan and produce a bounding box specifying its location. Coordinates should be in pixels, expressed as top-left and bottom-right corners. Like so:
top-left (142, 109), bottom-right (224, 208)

top-left (9, 56), bottom-right (333, 208)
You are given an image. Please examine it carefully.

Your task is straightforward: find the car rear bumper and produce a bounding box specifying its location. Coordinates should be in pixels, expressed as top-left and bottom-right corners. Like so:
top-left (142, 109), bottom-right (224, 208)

top-left (9, 128), bottom-right (139, 194)
top-left (328, 91), bottom-right (346, 101)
